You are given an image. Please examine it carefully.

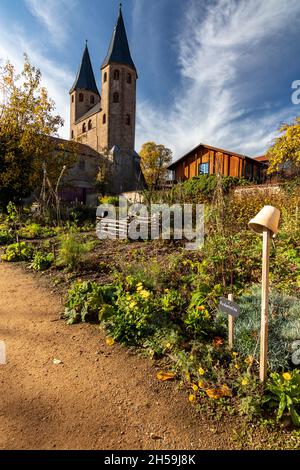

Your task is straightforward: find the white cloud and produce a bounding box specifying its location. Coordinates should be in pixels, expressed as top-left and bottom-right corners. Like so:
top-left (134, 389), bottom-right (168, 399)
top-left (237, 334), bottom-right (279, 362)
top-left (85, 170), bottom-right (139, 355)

top-left (135, 0), bottom-right (300, 159)
top-left (25, 0), bottom-right (77, 46)
top-left (0, 19), bottom-right (72, 139)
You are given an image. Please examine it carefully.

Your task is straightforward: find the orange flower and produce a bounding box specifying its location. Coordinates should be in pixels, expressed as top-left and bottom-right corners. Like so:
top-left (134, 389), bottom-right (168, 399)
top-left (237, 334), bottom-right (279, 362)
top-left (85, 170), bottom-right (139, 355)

top-left (197, 305), bottom-right (205, 311)
top-left (213, 337), bottom-right (224, 348)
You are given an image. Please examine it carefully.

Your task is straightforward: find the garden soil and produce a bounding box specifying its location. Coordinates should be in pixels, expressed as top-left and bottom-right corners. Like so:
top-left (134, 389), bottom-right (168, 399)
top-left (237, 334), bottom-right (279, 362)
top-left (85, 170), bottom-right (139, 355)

top-left (0, 263), bottom-right (253, 449)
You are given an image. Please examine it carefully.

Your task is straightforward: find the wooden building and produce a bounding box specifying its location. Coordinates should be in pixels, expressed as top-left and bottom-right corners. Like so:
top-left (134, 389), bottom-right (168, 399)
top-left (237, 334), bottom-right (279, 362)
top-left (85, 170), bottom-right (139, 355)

top-left (168, 143), bottom-right (266, 183)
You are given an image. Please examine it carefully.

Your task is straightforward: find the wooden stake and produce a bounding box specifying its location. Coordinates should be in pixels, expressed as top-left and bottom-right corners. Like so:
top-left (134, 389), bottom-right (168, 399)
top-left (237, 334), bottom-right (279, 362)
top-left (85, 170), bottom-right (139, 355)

top-left (259, 228), bottom-right (271, 382)
top-left (228, 293), bottom-right (234, 349)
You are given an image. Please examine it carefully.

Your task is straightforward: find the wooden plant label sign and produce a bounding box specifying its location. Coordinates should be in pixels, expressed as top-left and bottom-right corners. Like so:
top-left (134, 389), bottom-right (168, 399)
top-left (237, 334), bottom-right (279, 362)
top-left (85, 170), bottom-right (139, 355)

top-left (219, 297), bottom-right (240, 318)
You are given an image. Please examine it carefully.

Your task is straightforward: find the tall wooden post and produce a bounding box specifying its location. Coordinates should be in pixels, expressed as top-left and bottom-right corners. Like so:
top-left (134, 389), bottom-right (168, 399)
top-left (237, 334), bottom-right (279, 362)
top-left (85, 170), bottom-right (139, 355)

top-left (228, 293), bottom-right (234, 350)
top-left (259, 228), bottom-right (271, 382)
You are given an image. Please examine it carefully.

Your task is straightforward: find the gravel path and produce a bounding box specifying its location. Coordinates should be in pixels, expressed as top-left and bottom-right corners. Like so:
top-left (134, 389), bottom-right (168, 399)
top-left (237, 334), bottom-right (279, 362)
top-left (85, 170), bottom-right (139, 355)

top-left (0, 263), bottom-right (236, 450)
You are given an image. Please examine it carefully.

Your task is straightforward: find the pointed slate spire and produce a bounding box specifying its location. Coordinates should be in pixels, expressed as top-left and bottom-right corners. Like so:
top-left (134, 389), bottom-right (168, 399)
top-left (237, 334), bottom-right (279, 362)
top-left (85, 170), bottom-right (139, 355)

top-left (101, 4), bottom-right (137, 73)
top-left (70, 42), bottom-right (100, 94)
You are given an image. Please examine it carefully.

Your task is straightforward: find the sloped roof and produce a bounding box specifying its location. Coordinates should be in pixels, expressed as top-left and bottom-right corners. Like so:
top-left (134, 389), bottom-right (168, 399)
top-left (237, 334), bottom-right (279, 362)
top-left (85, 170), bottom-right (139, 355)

top-left (75, 102), bottom-right (101, 124)
top-left (168, 143), bottom-right (263, 170)
top-left (70, 44), bottom-right (100, 95)
top-left (101, 6), bottom-right (137, 74)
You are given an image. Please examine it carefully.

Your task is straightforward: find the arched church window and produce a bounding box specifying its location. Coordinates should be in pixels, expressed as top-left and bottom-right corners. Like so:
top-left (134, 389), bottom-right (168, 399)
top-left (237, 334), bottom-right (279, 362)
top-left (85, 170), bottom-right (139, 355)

top-left (82, 122), bottom-right (86, 133)
top-left (127, 73), bottom-right (132, 84)
top-left (71, 130), bottom-right (74, 139)
top-left (103, 114), bottom-right (106, 124)
top-left (90, 95), bottom-right (95, 105)
top-left (126, 114), bottom-right (131, 126)
top-left (113, 92), bottom-right (119, 103)
top-left (113, 69), bottom-right (120, 80)
top-left (72, 95), bottom-right (74, 103)
top-left (79, 93), bottom-right (84, 102)
top-left (104, 72), bottom-right (107, 83)
top-left (88, 120), bottom-right (92, 130)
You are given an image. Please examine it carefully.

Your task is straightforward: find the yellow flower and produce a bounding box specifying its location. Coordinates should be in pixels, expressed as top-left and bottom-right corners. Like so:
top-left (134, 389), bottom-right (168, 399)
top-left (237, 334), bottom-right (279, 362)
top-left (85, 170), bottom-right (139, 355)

top-left (234, 363), bottom-right (240, 370)
top-left (198, 380), bottom-right (205, 388)
top-left (106, 337), bottom-right (115, 346)
top-left (232, 352), bottom-right (238, 358)
top-left (165, 342), bottom-right (171, 349)
top-left (136, 282), bottom-right (143, 287)
top-left (245, 355), bottom-right (254, 365)
top-left (164, 288), bottom-right (170, 293)
top-left (185, 372), bottom-right (191, 382)
top-left (204, 311), bottom-right (210, 319)
top-left (136, 285), bottom-right (143, 291)
top-left (282, 372), bottom-right (292, 381)
top-left (241, 377), bottom-right (248, 386)
top-left (129, 301), bottom-right (137, 309)
top-left (139, 289), bottom-right (150, 299)
top-left (188, 394), bottom-right (196, 403)
top-left (198, 367), bottom-right (205, 376)
top-left (191, 384), bottom-right (198, 392)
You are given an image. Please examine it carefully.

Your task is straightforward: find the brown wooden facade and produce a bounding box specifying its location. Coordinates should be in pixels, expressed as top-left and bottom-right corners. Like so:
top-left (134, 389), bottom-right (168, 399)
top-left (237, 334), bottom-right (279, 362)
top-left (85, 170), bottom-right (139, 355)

top-left (168, 143), bottom-right (266, 183)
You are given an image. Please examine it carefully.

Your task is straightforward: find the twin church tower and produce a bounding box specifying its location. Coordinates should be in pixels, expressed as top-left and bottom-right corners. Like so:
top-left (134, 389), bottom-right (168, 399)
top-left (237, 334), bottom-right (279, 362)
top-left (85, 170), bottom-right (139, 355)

top-left (69, 5), bottom-right (137, 154)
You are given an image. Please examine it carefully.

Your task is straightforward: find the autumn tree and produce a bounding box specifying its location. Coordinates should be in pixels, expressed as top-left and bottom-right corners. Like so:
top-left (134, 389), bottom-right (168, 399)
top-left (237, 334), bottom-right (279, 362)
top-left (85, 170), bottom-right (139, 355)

top-left (139, 142), bottom-right (172, 190)
top-left (266, 116), bottom-right (300, 174)
top-left (0, 55), bottom-right (76, 208)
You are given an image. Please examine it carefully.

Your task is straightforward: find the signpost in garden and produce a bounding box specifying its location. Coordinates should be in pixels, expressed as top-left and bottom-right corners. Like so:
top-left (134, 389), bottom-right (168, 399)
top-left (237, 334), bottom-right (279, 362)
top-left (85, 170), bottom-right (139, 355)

top-left (248, 206), bottom-right (280, 383)
top-left (219, 294), bottom-right (240, 349)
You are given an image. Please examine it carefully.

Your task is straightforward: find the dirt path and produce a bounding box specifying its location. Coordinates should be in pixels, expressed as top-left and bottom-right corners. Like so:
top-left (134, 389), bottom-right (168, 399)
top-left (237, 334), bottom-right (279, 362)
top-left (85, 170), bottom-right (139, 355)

top-left (0, 263), bottom-right (238, 450)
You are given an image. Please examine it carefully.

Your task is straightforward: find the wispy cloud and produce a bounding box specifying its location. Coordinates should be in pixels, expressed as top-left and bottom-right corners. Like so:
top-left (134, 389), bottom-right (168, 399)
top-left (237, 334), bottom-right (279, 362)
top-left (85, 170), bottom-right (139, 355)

top-left (135, 0), bottom-right (300, 159)
top-left (25, 0), bottom-right (77, 46)
top-left (0, 18), bottom-right (72, 139)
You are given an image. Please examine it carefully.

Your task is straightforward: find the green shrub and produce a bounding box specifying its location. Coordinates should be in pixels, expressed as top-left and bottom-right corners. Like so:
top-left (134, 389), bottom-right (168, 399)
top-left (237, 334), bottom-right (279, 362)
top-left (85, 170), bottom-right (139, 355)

top-left (63, 281), bottom-right (117, 325)
top-left (57, 229), bottom-right (93, 270)
top-left (0, 229), bottom-right (13, 245)
top-left (232, 286), bottom-right (300, 370)
top-left (2, 242), bottom-right (34, 262)
top-left (106, 286), bottom-right (161, 344)
top-left (18, 223), bottom-right (54, 239)
top-left (29, 251), bottom-right (54, 271)
top-left (99, 196), bottom-right (120, 206)
top-left (264, 369), bottom-right (300, 426)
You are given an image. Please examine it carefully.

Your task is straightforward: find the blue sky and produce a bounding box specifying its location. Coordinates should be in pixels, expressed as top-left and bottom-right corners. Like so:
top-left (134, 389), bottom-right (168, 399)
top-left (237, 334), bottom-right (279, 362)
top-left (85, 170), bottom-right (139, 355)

top-left (0, 0), bottom-right (300, 159)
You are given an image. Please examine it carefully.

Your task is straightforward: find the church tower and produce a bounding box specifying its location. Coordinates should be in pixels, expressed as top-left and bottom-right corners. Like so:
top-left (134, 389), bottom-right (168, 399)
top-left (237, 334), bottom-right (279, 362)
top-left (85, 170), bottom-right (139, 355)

top-left (69, 43), bottom-right (100, 140)
top-left (99, 4), bottom-right (137, 152)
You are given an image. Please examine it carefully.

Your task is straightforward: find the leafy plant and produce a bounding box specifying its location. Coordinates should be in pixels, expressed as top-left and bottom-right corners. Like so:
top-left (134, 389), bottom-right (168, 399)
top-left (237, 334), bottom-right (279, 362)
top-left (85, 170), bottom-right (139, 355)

top-left (264, 370), bottom-right (300, 426)
top-left (29, 251), bottom-right (54, 271)
top-left (232, 286), bottom-right (300, 370)
top-left (2, 242), bottom-right (34, 262)
top-left (106, 284), bottom-right (161, 344)
top-left (0, 229), bottom-right (13, 245)
top-left (63, 281), bottom-right (117, 325)
top-left (57, 228), bottom-right (93, 270)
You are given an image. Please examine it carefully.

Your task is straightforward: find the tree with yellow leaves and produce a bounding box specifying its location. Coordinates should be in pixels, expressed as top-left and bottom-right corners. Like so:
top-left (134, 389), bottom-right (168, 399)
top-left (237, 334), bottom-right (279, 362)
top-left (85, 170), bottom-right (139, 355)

top-left (0, 55), bottom-right (76, 208)
top-left (139, 142), bottom-right (172, 190)
top-left (266, 117), bottom-right (300, 174)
